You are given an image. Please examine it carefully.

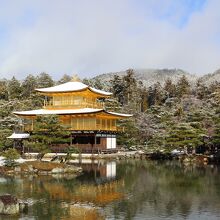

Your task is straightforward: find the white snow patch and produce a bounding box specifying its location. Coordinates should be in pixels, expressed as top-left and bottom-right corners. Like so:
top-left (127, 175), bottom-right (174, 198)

top-left (13, 108), bottom-right (102, 116)
top-left (35, 81), bottom-right (112, 96)
top-left (0, 156), bottom-right (5, 166)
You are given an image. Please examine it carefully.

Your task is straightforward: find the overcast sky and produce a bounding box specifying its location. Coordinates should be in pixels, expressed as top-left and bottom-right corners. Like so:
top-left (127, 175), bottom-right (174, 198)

top-left (0, 0), bottom-right (219, 79)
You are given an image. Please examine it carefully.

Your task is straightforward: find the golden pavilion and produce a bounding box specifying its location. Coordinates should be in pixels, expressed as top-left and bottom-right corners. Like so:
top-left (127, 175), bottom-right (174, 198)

top-left (13, 78), bottom-right (132, 153)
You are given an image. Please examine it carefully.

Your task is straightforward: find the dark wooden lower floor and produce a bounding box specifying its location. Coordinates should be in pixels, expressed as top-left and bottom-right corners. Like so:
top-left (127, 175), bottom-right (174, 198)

top-left (20, 132), bottom-right (118, 154)
top-left (72, 133), bottom-right (117, 153)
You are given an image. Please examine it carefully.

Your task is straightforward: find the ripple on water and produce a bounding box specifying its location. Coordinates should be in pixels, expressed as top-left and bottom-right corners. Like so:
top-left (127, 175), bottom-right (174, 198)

top-left (2, 160), bottom-right (220, 220)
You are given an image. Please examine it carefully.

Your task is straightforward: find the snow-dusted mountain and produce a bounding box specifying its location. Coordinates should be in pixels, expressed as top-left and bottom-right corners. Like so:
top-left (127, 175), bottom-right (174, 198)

top-left (93, 68), bottom-right (220, 87)
top-left (200, 69), bottom-right (220, 85)
top-left (94, 68), bottom-right (198, 87)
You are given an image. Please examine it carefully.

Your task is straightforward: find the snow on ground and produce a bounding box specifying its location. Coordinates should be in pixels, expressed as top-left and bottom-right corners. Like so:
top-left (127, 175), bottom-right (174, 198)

top-left (0, 156), bottom-right (36, 166)
top-left (15, 158), bottom-right (36, 163)
top-left (0, 156), bottom-right (5, 166)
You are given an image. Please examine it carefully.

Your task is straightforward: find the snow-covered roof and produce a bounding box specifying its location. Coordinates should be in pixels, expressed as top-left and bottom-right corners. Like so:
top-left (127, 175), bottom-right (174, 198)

top-left (35, 81), bottom-right (112, 96)
top-left (13, 108), bottom-right (132, 118)
top-left (7, 133), bottom-right (30, 139)
top-left (107, 112), bottom-right (133, 117)
top-left (14, 108), bottom-right (103, 116)
top-left (89, 87), bottom-right (112, 96)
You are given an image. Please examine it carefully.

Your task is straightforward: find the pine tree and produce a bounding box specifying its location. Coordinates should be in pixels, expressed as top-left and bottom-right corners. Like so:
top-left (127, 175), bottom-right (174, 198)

top-left (140, 87), bottom-right (148, 112)
top-left (146, 133), bottom-right (166, 153)
top-left (153, 82), bottom-right (164, 105)
top-left (93, 78), bottom-right (104, 90)
top-left (21, 74), bottom-right (38, 98)
top-left (165, 123), bottom-right (205, 152)
top-left (26, 115), bottom-right (71, 153)
top-left (37, 72), bottom-right (54, 88)
top-left (176, 75), bottom-right (191, 98)
top-left (136, 113), bottom-right (157, 144)
top-left (117, 118), bottom-right (139, 148)
top-left (147, 86), bottom-right (155, 107)
top-left (110, 70), bottom-right (146, 112)
top-left (212, 86), bottom-right (220, 105)
top-left (0, 129), bottom-right (13, 150)
top-left (8, 76), bottom-right (22, 99)
top-left (164, 78), bottom-right (176, 98)
top-left (110, 75), bottom-right (124, 105)
top-left (58, 74), bottom-right (72, 84)
top-left (195, 79), bottom-right (209, 100)
top-left (211, 118), bottom-right (220, 148)
top-left (208, 81), bottom-right (220, 94)
top-left (123, 69), bottom-right (137, 105)
top-left (0, 79), bottom-right (8, 100)
top-left (82, 78), bottom-right (104, 90)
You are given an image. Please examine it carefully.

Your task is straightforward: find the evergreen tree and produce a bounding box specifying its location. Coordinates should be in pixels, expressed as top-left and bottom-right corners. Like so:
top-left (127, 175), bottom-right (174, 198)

top-left (195, 79), bottom-right (209, 99)
top-left (82, 78), bottom-right (103, 90)
top-left (123, 69), bottom-right (137, 105)
top-left (8, 76), bottom-right (22, 99)
top-left (92, 78), bottom-right (104, 90)
top-left (0, 79), bottom-right (8, 100)
top-left (21, 74), bottom-right (38, 98)
top-left (26, 115), bottom-right (71, 153)
top-left (105, 97), bottom-right (122, 112)
top-left (2, 148), bottom-right (20, 167)
top-left (82, 78), bottom-right (91, 85)
top-left (212, 86), bottom-right (220, 105)
top-left (37, 72), bottom-right (54, 88)
top-left (110, 75), bottom-right (124, 105)
top-left (164, 78), bottom-right (176, 98)
top-left (147, 86), bottom-right (155, 107)
top-left (136, 81), bottom-right (146, 112)
top-left (136, 113), bottom-right (157, 144)
top-left (211, 118), bottom-right (220, 148)
top-left (146, 133), bottom-right (166, 153)
top-left (122, 69), bottom-right (145, 112)
top-left (140, 86), bottom-right (148, 112)
top-left (165, 123), bottom-right (205, 152)
top-left (208, 81), bottom-right (220, 94)
top-left (153, 82), bottom-right (164, 105)
top-left (0, 129), bottom-right (13, 151)
top-left (58, 74), bottom-right (72, 84)
top-left (117, 118), bottom-right (139, 148)
top-left (176, 75), bottom-right (191, 97)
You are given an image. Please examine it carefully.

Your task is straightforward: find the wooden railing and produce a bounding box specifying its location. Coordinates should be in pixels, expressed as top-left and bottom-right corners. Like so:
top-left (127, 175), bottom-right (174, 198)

top-left (23, 124), bottom-right (124, 132)
top-left (43, 100), bottom-right (104, 109)
top-left (23, 124), bottom-right (33, 131)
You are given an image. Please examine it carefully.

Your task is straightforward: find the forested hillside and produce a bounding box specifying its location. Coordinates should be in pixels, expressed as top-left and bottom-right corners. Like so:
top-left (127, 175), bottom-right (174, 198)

top-left (93, 68), bottom-right (220, 88)
top-left (0, 69), bottom-right (220, 155)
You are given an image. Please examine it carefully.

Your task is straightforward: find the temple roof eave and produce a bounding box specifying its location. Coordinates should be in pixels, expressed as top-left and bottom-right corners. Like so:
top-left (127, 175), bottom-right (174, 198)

top-left (35, 81), bottom-right (112, 97)
top-left (104, 111), bottom-right (133, 118)
top-left (7, 133), bottom-right (30, 139)
top-left (13, 108), bottom-right (132, 118)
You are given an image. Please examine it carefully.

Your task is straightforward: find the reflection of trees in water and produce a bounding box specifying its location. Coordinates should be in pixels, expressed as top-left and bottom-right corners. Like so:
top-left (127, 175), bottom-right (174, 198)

top-left (2, 161), bottom-right (220, 219)
top-left (111, 160), bottom-right (220, 219)
top-left (1, 173), bottom-right (123, 219)
top-left (67, 204), bottom-right (105, 220)
top-left (0, 176), bottom-right (22, 195)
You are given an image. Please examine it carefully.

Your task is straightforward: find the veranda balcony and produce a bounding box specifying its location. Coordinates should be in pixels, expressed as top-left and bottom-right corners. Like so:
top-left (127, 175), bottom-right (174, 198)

top-left (23, 123), bottom-right (124, 132)
top-left (43, 100), bottom-right (104, 109)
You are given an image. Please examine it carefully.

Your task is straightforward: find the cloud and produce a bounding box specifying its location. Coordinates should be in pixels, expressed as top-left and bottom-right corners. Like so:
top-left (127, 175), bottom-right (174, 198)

top-left (0, 0), bottom-right (219, 79)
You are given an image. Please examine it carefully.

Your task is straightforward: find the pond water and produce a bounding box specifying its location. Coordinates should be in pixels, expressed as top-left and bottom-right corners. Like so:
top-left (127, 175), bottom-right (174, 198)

top-left (1, 160), bottom-right (220, 220)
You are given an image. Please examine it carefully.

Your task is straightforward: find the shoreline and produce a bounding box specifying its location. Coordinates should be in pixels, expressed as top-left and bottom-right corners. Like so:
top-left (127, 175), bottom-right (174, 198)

top-left (0, 151), bottom-right (219, 176)
top-left (23, 151), bottom-right (145, 161)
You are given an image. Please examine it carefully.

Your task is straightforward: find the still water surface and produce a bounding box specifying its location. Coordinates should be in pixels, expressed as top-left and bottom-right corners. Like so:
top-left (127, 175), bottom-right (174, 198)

top-left (1, 160), bottom-right (220, 220)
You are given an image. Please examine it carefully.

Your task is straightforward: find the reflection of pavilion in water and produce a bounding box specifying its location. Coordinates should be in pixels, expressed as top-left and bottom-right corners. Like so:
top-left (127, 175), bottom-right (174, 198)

top-left (38, 161), bottom-right (124, 206)
top-left (20, 161), bottom-right (124, 219)
top-left (76, 160), bottom-right (117, 184)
